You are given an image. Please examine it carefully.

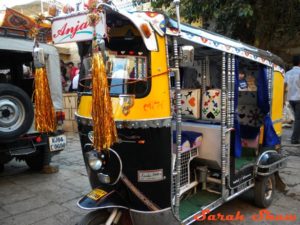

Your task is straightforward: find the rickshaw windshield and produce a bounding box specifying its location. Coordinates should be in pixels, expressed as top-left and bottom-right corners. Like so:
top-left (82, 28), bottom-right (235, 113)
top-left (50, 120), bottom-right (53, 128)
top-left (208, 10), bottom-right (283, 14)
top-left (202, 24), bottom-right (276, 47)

top-left (79, 52), bottom-right (150, 97)
top-left (107, 52), bottom-right (149, 96)
top-left (107, 53), bottom-right (147, 80)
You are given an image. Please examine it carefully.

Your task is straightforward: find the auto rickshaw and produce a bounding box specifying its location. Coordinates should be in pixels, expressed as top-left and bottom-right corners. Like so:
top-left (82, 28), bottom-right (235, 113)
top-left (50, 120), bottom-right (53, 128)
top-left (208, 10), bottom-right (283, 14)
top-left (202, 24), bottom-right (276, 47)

top-left (52, 1), bottom-right (286, 224)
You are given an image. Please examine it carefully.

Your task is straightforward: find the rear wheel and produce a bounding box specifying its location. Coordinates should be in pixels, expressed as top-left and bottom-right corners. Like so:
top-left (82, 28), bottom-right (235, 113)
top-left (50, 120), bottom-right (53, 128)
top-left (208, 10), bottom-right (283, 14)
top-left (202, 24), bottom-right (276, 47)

top-left (25, 148), bottom-right (45, 171)
top-left (77, 210), bottom-right (109, 225)
top-left (0, 164), bottom-right (4, 173)
top-left (254, 174), bottom-right (275, 208)
top-left (0, 84), bottom-right (34, 142)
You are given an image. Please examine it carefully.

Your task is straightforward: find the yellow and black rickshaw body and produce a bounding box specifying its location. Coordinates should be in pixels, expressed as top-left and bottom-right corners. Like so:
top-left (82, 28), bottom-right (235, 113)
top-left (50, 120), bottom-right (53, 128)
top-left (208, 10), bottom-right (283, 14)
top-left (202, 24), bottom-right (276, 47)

top-left (53, 4), bottom-right (287, 225)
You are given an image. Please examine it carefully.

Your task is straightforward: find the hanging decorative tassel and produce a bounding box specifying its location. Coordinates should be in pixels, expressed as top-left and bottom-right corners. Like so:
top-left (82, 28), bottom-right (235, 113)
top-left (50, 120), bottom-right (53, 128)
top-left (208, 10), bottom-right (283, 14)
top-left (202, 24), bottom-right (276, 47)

top-left (87, 2), bottom-right (117, 152)
top-left (34, 67), bottom-right (56, 132)
top-left (91, 49), bottom-right (117, 151)
top-left (31, 14), bottom-right (56, 133)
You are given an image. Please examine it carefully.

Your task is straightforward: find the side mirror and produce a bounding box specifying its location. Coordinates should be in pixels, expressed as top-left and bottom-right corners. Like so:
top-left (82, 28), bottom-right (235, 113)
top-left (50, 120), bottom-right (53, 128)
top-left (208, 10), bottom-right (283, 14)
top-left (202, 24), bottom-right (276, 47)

top-left (180, 45), bottom-right (194, 67)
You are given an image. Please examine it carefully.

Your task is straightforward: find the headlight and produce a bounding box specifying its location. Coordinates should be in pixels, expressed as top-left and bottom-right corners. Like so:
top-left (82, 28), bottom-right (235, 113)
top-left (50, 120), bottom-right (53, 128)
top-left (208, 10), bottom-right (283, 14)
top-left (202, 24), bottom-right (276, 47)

top-left (86, 150), bottom-right (102, 171)
top-left (88, 131), bottom-right (94, 143)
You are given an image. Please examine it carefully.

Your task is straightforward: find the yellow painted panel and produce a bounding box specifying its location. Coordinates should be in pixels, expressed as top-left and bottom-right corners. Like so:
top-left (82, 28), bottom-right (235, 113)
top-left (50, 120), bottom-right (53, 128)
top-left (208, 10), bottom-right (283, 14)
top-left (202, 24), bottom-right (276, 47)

top-left (78, 34), bottom-right (171, 120)
top-left (259, 122), bottom-right (282, 145)
top-left (271, 71), bottom-right (284, 121)
top-left (78, 95), bottom-right (92, 117)
top-left (273, 122), bottom-right (282, 136)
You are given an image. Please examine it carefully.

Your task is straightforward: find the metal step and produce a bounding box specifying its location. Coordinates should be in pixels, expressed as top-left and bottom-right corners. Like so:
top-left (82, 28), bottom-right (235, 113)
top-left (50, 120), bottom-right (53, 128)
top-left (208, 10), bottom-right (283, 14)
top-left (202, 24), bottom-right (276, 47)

top-left (9, 141), bottom-right (36, 156)
top-left (9, 146), bottom-right (36, 156)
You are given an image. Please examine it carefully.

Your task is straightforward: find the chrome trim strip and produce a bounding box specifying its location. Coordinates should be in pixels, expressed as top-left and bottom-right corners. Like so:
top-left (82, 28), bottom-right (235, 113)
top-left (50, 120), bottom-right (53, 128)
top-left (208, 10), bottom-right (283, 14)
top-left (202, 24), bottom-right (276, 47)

top-left (257, 157), bottom-right (287, 169)
top-left (109, 148), bottom-right (123, 185)
top-left (182, 198), bottom-right (224, 225)
top-left (130, 207), bottom-right (173, 214)
top-left (255, 150), bottom-right (277, 166)
top-left (226, 182), bottom-right (254, 202)
top-left (77, 202), bottom-right (128, 211)
top-left (75, 113), bottom-right (172, 129)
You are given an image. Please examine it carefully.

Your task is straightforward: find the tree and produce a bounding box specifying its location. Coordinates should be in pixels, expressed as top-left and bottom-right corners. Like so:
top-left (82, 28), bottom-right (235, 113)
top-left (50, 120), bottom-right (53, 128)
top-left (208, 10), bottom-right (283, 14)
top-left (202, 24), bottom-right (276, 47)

top-left (149, 0), bottom-right (300, 62)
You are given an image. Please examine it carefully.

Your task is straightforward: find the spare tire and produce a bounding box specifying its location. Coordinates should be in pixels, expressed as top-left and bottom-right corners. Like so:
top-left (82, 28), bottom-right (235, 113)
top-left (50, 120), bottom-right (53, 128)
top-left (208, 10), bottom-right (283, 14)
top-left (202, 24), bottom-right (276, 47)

top-left (0, 83), bottom-right (34, 142)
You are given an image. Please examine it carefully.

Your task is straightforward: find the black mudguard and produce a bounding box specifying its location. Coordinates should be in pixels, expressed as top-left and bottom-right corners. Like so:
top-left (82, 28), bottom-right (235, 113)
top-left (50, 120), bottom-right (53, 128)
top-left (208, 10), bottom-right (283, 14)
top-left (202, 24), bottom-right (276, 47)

top-left (77, 187), bottom-right (129, 210)
top-left (255, 150), bottom-right (287, 176)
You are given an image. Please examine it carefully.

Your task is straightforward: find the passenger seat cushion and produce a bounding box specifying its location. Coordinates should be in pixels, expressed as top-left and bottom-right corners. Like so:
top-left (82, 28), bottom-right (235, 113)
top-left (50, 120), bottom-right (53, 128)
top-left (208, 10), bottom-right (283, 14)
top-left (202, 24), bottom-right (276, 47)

top-left (238, 105), bottom-right (264, 127)
top-left (238, 91), bottom-right (257, 105)
top-left (173, 131), bottom-right (203, 151)
top-left (202, 89), bottom-right (221, 121)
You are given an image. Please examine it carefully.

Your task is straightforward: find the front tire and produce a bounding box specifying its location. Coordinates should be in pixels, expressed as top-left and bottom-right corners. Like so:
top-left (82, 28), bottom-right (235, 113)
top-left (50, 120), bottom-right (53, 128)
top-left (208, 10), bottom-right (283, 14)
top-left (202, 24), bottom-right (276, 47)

top-left (77, 210), bottom-right (109, 225)
top-left (254, 174), bottom-right (275, 208)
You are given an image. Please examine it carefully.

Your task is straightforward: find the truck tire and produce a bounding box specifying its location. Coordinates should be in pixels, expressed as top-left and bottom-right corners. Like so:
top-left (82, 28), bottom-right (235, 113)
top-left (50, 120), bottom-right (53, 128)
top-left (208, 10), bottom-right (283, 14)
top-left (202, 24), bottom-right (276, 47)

top-left (25, 148), bottom-right (45, 171)
top-left (254, 174), bottom-right (275, 208)
top-left (0, 83), bottom-right (34, 142)
top-left (0, 164), bottom-right (4, 173)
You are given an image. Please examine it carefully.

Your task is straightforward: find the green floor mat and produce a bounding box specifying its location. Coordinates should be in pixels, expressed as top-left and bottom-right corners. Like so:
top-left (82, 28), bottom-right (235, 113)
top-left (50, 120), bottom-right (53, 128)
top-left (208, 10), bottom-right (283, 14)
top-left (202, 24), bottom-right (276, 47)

top-left (235, 156), bottom-right (255, 170)
top-left (235, 147), bottom-right (256, 170)
top-left (179, 190), bottom-right (220, 220)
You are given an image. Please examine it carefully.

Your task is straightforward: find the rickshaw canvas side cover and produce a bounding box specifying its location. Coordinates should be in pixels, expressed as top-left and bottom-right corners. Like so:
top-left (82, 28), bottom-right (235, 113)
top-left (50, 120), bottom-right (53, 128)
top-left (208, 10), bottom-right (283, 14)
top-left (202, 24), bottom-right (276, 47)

top-left (0, 37), bottom-right (62, 111)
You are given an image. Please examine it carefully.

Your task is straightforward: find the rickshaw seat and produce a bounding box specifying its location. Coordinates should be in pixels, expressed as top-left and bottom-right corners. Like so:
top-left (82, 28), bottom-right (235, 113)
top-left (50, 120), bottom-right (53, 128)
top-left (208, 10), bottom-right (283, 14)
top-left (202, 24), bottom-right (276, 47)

top-left (238, 91), bottom-right (264, 139)
top-left (172, 130), bottom-right (203, 152)
top-left (238, 103), bottom-right (264, 140)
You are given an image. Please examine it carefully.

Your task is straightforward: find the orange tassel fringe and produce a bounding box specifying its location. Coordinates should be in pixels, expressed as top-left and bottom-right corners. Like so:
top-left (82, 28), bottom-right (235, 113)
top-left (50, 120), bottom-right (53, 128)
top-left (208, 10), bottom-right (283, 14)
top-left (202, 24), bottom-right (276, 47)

top-left (34, 67), bottom-right (56, 132)
top-left (92, 52), bottom-right (117, 152)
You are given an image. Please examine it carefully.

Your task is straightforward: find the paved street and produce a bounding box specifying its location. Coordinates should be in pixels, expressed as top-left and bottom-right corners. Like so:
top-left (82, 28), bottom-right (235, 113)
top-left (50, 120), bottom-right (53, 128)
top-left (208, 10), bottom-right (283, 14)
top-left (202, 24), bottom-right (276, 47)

top-left (0, 129), bottom-right (299, 225)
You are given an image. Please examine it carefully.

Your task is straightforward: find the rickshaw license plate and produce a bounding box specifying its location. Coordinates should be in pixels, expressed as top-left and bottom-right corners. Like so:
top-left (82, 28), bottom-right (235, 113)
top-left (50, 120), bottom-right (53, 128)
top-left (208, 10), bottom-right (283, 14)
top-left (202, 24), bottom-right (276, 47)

top-left (49, 135), bottom-right (66, 152)
top-left (87, 189), bottom-right (107, 201)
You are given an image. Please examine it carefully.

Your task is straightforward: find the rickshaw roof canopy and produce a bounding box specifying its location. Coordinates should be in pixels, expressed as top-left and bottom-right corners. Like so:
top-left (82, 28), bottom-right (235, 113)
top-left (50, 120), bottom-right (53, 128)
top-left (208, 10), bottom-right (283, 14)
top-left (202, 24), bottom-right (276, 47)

top-left (128, 11), bottom-right (284, 71)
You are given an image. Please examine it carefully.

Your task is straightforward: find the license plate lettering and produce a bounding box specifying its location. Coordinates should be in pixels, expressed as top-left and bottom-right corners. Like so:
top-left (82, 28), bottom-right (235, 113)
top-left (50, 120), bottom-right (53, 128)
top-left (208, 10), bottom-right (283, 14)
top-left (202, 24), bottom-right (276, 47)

top-left (49, 135), bottom-right (66, 151)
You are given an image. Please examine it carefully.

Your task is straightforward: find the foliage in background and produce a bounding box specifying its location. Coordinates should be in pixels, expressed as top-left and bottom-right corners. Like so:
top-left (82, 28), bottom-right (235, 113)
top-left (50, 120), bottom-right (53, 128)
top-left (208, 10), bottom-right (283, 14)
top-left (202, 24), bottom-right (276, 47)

top-left (135, 0), bottom-right (300, 62)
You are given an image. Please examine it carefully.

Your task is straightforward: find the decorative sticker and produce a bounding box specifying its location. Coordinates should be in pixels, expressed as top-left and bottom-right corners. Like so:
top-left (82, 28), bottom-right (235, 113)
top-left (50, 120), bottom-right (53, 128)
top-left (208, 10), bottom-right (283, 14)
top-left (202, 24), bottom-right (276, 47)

top-left (137, 169), bottom-right (165, 182)
top-left (202, 89), bottom-right (221, 121)
top-left (87, 188), bottom-right (107, 201)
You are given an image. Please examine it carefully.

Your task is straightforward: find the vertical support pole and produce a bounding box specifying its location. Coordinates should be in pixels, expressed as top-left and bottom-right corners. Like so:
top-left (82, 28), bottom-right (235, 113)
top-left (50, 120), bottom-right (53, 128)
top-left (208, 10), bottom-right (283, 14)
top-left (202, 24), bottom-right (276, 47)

top-left (227, 55), bottom-right (232, 127)
top-left (205, 57), bottom-right (209, 89)
top-left (174, 0), bottom-right (181, 34)
top-left (268, 67), bottom-right (273, 107)
top-left (221, 52), bottom-right (227, 197)
top-left (173, 37), bottom-right (182, 218)
top-left (201, 59), bottom-right (207, 95)
top-left (231, 56), bottom-right (236, 126)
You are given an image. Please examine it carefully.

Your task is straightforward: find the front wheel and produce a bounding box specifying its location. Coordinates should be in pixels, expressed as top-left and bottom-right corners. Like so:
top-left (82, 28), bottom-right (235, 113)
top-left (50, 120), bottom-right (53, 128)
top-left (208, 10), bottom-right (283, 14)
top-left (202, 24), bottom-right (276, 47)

top-left (254, 174), bottom-right (275, 208)
top-left (77, 210), bottom-right (109, 225)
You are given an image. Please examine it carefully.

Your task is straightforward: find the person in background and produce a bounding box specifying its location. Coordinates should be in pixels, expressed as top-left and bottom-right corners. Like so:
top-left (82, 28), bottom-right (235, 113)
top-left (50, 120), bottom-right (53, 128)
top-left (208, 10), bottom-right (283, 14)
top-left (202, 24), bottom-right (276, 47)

top-left (70, 69), bottom-right (80, 92)
top-left (238, 70), bottom-right (248, 91)
top-left (67, 62), bottom-right (78, 91)
top-left (60, 60), bottom-right (67, 91)
top-left (284, 55), bottom-right (300, 144)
